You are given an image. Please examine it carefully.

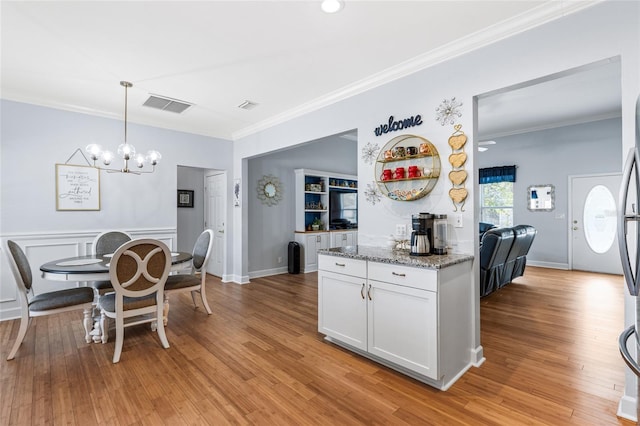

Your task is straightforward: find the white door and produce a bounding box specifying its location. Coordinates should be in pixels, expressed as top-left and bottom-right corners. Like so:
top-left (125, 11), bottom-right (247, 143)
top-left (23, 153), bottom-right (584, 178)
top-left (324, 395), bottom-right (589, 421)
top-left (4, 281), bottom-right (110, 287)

top-left (205, 173), bottom-right (226, 277)
top-left (570, 174), bottom-right (621, 274)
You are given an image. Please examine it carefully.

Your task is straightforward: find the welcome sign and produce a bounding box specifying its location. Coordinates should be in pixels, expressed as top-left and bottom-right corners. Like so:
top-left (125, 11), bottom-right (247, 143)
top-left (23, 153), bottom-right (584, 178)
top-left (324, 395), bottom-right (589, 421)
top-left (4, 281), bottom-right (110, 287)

top-left (374, 114), bottom-right (423, 136)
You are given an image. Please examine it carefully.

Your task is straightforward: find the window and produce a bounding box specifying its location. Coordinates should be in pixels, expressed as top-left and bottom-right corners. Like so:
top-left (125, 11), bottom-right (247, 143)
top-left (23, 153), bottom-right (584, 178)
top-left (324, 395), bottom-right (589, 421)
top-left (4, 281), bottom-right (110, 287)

top-left (479, 166), bottom-right (516, 227)
top-left (480, 182), bottom-right (514, 227)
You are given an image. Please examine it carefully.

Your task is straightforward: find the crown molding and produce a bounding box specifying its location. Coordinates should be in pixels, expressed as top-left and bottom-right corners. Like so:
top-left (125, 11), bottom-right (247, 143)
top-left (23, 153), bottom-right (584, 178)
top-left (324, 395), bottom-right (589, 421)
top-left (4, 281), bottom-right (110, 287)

top-left (232, 0), bottom-right (602, 141)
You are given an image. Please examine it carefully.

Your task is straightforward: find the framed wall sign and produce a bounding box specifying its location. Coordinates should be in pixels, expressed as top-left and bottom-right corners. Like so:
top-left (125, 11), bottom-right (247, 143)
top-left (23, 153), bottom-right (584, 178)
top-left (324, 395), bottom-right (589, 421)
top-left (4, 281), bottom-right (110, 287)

top-left (528, 184), bottom-right (555, 211)
top-left (177, 189), bottom-right (194, 208)
top-left (55, 164), bottom-right (100, 211)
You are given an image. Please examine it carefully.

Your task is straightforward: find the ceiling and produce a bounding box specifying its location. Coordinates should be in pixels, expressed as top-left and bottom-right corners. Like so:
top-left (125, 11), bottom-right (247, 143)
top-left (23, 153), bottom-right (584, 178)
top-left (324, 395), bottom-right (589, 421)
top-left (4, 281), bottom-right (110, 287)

top-left (1, 1), bottom-right (612, 142)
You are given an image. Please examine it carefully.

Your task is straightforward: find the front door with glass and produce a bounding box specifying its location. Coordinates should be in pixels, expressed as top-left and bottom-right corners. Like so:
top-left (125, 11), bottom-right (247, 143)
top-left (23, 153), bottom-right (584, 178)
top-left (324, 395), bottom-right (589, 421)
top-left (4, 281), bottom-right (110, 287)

top-left (570, 173), bottom-right (622, 274)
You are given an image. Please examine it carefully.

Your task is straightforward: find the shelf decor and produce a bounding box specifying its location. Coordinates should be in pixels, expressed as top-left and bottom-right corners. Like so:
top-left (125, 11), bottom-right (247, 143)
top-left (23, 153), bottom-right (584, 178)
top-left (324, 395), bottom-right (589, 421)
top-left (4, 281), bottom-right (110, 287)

top-left (374, 134), bottom-right (441, 201)
top-left (447, 124), bottom-right (468, 211)
top-left (257, 174), bottom-right (283, 206)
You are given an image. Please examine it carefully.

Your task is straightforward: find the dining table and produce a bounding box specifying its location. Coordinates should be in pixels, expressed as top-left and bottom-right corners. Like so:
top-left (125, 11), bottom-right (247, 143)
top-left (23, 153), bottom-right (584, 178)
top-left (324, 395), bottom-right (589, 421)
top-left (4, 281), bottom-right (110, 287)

top-left (40, 251), bottom-right (193, 342)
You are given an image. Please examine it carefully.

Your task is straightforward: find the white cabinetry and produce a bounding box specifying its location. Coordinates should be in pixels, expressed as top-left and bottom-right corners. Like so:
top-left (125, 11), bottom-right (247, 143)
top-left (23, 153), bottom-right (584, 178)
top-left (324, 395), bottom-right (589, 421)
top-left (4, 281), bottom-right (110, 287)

top-left (294, 169), bottom-right (357, 273)
top-left (295, 232), bottom-right (329, 273)
top-left (318, 254), bottom-right (473, 390)
top-left (317, 256), bottom-right (367, 350)
top-left (294, 168), bottom-right (357, 232)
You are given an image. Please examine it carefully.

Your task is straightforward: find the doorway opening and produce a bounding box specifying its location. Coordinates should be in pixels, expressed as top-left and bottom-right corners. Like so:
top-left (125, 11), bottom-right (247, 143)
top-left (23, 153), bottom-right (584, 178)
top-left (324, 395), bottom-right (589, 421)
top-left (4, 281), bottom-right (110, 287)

top-left (476, 57), bottom-right (622, 274)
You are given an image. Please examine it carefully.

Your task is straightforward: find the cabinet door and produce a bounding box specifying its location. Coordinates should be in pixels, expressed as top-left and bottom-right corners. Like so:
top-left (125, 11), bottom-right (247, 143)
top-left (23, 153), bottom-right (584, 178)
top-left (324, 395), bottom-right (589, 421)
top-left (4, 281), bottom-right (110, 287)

top-left (318, 270), bottom-right (367, 351)
top-left (367, 280), bottom-right (438, 380)
top-left (304, 233), bottom-right (328, 271)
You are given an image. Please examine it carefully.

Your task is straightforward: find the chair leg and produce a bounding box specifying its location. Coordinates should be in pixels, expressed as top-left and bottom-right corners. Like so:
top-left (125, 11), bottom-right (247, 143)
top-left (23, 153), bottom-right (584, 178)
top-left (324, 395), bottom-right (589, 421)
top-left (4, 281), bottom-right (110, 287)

top-left (156, 305), bottom-right (170, 349)
top-left (82, 307), bottom-right (92, 343)
top-left (199, 282), bottom-right (212, 315)
top-left (113, 316), bottom-right (124, 363)
top-left (100, 311), bottom-right (109, 344)
top-left (163, 295), bottom-right (169, 326)
top-left (7, 308), bottom-right (30, 361)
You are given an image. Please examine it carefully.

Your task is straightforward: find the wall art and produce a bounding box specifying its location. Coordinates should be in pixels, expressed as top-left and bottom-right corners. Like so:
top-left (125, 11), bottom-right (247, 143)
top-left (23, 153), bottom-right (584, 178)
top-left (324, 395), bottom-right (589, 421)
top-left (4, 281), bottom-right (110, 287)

top-left (177, 189), bottom-right (194, 208)
top-left (447, 124), bottom-right (468, 211)
top-left (55, 164), bottom-right (100, 211)
top-left (435, 97), bottom-right (463, 126)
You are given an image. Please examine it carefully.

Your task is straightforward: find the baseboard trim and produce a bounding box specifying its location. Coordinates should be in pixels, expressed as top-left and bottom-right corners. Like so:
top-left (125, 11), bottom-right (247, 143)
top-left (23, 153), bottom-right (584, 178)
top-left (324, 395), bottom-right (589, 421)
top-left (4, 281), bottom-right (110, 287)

top-left (617, 394), bottom-right (637, 422)
top-left (249, 267), bottom-right (289, 279)
top-left (528, 260), bottom-right (568, 270)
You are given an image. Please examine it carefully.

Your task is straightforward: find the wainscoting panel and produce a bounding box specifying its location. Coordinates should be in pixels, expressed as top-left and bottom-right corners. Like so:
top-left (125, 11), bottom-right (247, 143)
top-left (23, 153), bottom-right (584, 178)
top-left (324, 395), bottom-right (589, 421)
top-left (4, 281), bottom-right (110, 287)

top-left (0, 228), bottom-right (177, 321)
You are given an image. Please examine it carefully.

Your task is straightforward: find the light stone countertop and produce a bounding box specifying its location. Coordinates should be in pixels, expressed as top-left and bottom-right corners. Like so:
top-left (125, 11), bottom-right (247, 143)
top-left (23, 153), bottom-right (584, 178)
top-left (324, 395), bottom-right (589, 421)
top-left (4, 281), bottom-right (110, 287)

top-left (318, 245), bottom-right (473, 270)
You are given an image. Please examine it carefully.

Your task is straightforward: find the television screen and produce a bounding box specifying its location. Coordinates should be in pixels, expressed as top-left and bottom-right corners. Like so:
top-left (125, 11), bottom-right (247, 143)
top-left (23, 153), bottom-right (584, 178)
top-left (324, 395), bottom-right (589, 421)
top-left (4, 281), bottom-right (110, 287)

top-left (330, 189), bottom-right (357, 228)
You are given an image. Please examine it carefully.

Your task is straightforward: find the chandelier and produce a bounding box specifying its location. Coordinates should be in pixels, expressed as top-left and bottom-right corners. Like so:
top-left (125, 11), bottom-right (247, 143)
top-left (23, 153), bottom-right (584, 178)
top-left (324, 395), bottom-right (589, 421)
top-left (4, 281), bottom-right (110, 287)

top-left (86, 81), bottom-right (161, 174)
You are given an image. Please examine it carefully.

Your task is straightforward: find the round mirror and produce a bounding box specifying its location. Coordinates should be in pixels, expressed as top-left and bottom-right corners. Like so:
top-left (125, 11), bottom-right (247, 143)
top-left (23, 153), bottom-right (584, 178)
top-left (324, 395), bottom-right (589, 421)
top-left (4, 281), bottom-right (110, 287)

top-left (257, 175), bottom-right (283, 206)
top-left (264, 183), bottom-right (276, 198)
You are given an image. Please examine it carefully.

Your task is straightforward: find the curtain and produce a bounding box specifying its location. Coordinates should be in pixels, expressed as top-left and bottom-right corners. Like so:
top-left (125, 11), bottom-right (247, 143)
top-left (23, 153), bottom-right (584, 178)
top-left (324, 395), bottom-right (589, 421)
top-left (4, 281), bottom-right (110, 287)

top-left (479, 165), bottom-right (516, 184)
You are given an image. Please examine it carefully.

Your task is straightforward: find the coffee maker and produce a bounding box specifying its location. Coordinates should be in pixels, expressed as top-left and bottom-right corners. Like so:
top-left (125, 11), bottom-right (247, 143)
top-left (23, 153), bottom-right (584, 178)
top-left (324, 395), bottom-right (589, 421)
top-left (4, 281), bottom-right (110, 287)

top-left (410, 213), bottom-right (434, 256)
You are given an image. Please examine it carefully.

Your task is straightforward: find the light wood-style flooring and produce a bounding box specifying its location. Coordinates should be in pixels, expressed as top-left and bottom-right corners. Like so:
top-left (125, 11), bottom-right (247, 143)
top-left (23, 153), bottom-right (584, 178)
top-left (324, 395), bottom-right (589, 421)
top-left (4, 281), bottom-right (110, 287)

top-left (0, 267), bottom-right (635, 425)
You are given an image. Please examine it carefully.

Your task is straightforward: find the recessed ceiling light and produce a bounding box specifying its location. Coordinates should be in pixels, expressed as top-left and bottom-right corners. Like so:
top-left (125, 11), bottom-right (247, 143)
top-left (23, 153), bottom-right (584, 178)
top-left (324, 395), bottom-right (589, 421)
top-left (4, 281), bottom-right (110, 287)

top-left (321, 0), bottom-right (343, 14)
top-left (478, 146), bottom-right (489, 152)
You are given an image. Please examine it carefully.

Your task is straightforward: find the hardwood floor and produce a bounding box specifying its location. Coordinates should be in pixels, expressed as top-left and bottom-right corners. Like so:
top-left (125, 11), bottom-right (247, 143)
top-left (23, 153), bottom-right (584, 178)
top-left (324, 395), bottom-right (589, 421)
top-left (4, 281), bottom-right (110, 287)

top-left (0, 267), bottom-right (635, 425)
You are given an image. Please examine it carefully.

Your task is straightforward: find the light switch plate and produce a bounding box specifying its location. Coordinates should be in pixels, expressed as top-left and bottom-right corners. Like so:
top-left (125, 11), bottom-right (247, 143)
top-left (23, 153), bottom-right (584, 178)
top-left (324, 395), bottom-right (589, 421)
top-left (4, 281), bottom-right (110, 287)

top-left (454, 214), bottom-right (463, 228)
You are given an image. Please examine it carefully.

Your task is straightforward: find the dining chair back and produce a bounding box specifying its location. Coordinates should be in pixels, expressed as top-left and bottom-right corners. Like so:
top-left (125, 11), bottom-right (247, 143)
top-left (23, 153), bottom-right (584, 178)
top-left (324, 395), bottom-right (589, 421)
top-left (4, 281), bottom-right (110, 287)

top-left (163, 229), bottom-right (214, 322)
top-left (98, 238), bottom-right (172, 363)
top-left (90, 231), bottom-right (132, 295)
top-left (5, 240), bottom-right (94, 360)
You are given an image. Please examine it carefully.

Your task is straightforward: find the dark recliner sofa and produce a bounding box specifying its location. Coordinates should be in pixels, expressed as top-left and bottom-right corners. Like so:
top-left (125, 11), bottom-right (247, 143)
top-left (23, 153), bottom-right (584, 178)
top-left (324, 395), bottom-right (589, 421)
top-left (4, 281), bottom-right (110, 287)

top-left (479, 225), bottom-right (537, 297)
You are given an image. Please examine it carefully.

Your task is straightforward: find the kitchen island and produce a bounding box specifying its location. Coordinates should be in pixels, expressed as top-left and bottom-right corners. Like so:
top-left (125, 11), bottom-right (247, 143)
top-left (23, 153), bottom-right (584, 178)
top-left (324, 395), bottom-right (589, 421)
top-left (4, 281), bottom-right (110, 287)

top-left (317, 246), bottom-right (474, 391)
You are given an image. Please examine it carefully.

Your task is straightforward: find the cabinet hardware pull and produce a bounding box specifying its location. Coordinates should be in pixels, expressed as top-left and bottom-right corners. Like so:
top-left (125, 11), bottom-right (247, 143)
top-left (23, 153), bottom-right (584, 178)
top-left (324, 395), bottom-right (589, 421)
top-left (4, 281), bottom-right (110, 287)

top-left (392, 272), bottom-right (406, 277)
top-left (367, 284), bottom-right (372, 300)
top-left (361, 283), bottom-right (365, 299)
top-left (335, 262), bottom-right (345, 267)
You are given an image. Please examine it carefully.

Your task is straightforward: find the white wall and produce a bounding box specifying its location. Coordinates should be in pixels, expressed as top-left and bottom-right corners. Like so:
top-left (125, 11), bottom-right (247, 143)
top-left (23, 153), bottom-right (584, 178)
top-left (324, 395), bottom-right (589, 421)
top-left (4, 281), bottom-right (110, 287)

top-left (231, 1), bottom-right (640, 419)
top-left (478, 117), bottom-right (622, 268)
top-left (0, 100), bottom-right (233, 317)
top-left (1, 100), bottom-right (232, 234)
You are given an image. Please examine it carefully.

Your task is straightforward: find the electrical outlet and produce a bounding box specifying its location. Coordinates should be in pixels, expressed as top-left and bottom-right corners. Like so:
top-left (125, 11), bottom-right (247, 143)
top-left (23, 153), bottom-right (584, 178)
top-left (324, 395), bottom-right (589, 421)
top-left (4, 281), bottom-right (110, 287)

top-left (454, 214), bottom-right (463, 228)
top-left (396, 224), bottom-right (407, 236)
top-left (277, 256), bottom-right (282, 263)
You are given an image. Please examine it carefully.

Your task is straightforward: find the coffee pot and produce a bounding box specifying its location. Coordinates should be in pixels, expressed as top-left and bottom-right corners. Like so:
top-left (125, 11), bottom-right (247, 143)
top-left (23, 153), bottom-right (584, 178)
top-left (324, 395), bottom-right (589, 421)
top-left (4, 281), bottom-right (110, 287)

top-left (410, 213), bottom-right (433, 256)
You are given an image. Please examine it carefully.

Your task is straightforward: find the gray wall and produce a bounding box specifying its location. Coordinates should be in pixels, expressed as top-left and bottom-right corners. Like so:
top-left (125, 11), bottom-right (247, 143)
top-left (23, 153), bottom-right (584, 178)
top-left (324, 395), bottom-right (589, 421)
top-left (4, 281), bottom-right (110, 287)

top-left (176, 166), bottom-right (205, 253)
top-left (1, 100), bottom-right (232, 239)
top-left (477, 117), bottom-right (622, 267)
top-left (247, 134), bottom-right (357, 275)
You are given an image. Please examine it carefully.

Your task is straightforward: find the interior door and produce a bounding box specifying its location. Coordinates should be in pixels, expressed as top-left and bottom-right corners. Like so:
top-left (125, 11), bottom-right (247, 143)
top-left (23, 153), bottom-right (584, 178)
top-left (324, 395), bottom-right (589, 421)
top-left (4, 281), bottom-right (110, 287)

top-left (570, 173), bottom-right (622, 274)
top-left (206, 173), bottom-right (225, 277)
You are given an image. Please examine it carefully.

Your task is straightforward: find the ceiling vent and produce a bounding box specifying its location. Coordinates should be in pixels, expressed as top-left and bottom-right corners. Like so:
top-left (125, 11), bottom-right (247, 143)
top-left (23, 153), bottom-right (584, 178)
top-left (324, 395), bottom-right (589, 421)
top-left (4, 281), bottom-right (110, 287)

top-left (238, 100), bottom-right (258, 110)
top-left (143, 94), bottom-right (192, 114)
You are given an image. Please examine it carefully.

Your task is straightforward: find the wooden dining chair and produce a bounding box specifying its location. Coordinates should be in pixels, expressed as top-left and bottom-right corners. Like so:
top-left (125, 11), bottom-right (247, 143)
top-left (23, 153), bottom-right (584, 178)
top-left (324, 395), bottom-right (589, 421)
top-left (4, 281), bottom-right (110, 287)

top-left (163, 229), bottom-right (214, 324)
top-left (5, 240), bottom-right (94, 360)
top-left (98, 239), bottom-right (171, 363)
top-left (89, 230), bottom-right (132, 296)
